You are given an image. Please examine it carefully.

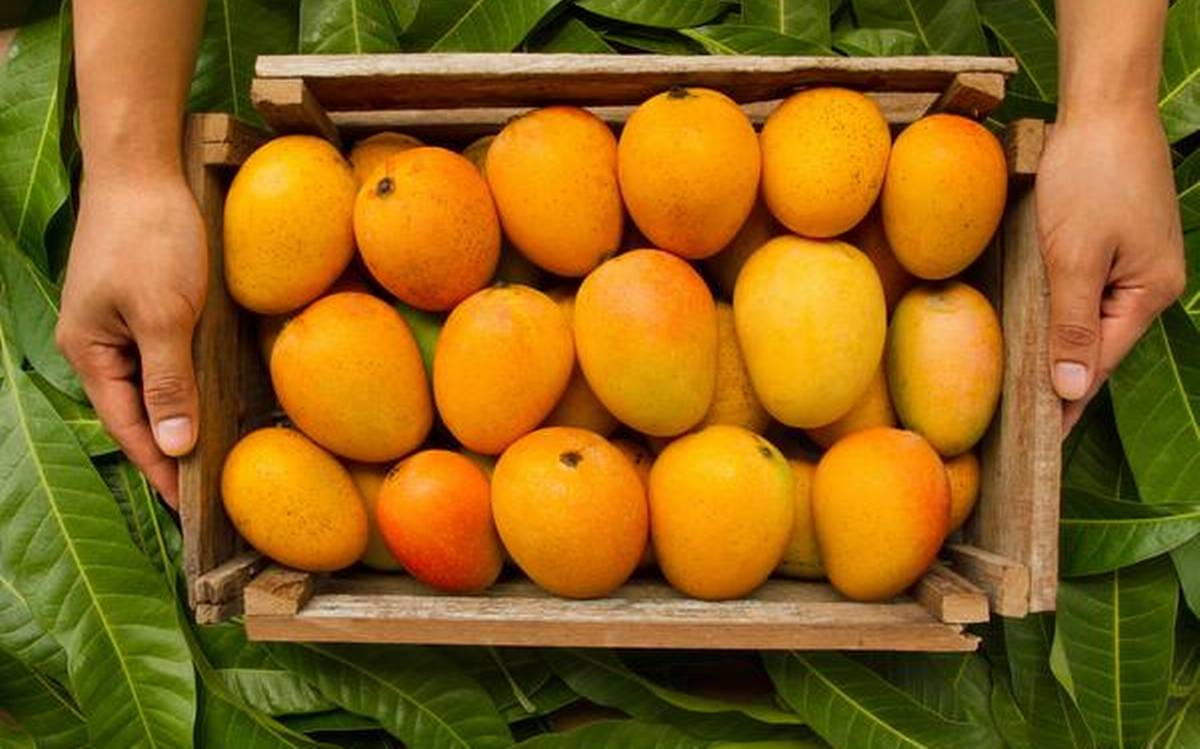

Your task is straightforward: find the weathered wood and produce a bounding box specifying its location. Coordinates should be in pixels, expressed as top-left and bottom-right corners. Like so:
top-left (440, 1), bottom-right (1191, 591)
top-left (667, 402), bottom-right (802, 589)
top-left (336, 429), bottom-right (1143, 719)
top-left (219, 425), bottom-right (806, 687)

top-left (190, 114), bottom-right (268, 167)
top-left (929, 72), bottom-right (1006, 118)
top-left (244, 567), bottom-right (316, 616)
top-left (194, 600), bottom-right (244, 625)
top-left (915, 564), bottom-right (990, 624)
top-left (194, 550), bottom-right (267, 604)
top-left (948, 544), bottom-right (1031, 617)
top-left (244, 575), bottom-right (978, 651)
top-left (251, 78), bottom-right (342, 146)
top-left (254, 54), bottom-right (1016, 111)
top-left (1005, 118), bottom-right (1046, 179)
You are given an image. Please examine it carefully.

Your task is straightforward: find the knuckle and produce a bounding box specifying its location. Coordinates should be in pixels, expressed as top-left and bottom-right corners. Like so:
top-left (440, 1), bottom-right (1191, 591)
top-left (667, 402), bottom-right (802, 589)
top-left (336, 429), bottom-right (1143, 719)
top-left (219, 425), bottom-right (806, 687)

top-left (143, 373), bottom-right (192, 408)
top-left (1053, 322), bottom-right (1099, 349)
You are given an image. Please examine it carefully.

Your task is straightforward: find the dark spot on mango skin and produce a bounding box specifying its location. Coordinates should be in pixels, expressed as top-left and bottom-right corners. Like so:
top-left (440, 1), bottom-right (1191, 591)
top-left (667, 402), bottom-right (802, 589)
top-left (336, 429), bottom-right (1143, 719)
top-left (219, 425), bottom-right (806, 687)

top-left (667, 85), bottom-right (693, 99)
top-left (376, 176), bottom-right (394, 197)
top-left (758, 445), bottom-right (774, 459)
top-left (560, 450), bottom-right (582, 467)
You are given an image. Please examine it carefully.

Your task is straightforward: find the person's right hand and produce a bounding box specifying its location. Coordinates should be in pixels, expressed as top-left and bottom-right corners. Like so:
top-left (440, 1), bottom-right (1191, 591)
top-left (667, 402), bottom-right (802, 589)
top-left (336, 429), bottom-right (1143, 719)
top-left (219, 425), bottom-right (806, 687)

top-left (57, 172), bottom-right (207, 508)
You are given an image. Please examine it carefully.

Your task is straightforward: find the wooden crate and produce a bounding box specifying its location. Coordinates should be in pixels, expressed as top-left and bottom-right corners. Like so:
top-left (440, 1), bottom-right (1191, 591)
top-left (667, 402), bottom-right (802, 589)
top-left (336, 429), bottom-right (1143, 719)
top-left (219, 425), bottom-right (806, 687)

top-left (181, 54), bottom-right (1059, 652)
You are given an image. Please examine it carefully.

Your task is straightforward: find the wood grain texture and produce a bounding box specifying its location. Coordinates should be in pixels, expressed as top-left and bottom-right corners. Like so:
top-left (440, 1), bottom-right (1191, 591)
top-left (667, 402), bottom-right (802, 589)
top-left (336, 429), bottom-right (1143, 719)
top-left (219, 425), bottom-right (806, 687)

top-left (948, 544), bottom-right (1031, 617)
top-left (194, 550), bottom-right (267, 605)
top-left (251, 78), bottom-right (342, 147)
top-left (254, 53), bottom-right (1016, 110)
top-left (929, 72), bottom-right (1006, 118)
top-left (244, 567), bottom-right (316, 616)
top-left (243, 575), bottom-right (979, 651)
top-left (1004, 118), bottom-right (1046, 179)
top-left (914, 565), bottom-right (990, 624)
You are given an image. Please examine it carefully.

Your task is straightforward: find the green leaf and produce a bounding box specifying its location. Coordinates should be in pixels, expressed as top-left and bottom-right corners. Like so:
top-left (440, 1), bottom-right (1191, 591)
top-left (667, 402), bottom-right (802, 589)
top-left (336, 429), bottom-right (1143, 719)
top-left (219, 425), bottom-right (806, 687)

top-left (1060, 492), bottom-right (1200, 576)
top-left (1057, 556), bottom-right (1179, 748)
top-left (0, 649), bottom-right (86, 749)
top-left (832, 28), bottom-right (919, 56)
top-left (1109, 305), bottom-right (1200, 504)
top-left (1150, 675), bottom-right (1200, 748)
top-left (503, 677), bottom-right (580, 721)
top-left (975, 0), bottom-right (1057, 102)
top-left (513, 720), bottom-right (710, 748)
top-left (850, 0), bottom-right (987, 54)
top-left (396, 0), bottom-right (475, 50)
top-left (430, 0), bottom-right (568, 52)
top-left (0, 571), bottom-right (66, 682)
top-left (1062, 392), bottom-right (1140, 502)
top-left (1184, 231), bottom-right (1200, 331)
top-left (1002, 614), bottom-right (1095, 748)
top-left (1178, 149), bottom-right (1200, 234)
top-left (1159, 0), bottom-right (1200, 144)
top-left (527, 13), bottom-right (615, 52)
top-left (188, 0), bottom-right (299, 126)
top-left (680, 25), bottom-right (833, 55)
top-left (101, 459), bottom-right (183, 578)
top-left (599, 25), bottom-right (703, 54)
top-left (576, 0), bottom-right (729, 29)
top-left (445, 647), bottom-right (551, 718)
top-left (0, 321), bottom-right (196, 748)
top-left (0, 719), bottom-right (36, 749)
top-left (195, 622), bottom-right (335, 716)
top-left (299, 0), bottom-right (399, 53)
top-left (546, 649), bottom-right (804, 741)
top-left (763, 651), bottom-right (988, 748)
top-left (386, 0), bottom-right (419, 32)
top-left (27, 372), bottom-right (115, 457)
top-left (741, 0), bottom-right (830, 47)
top-left (988, 677), bottom-right (1030, 749)
top-left (1172, 534), bottom-right (1200, 619)
top-left (0, 0), bottom-right (71, 269)
top-left (279, 710), bottom-right (383, 734)
top-left (859, 653), bottom-right (995, 730)
top-left (266, 643), bottom-right (514, 748)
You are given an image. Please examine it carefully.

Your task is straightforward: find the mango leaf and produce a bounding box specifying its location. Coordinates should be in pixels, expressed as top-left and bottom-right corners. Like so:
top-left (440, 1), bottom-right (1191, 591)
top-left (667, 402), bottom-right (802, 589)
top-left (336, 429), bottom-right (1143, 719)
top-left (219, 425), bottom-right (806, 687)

top-left (1159, 0), bottom-right (1200, 144)
top-left (445, 647), bottom-right (551, 718)
top-left (188, 0), bottom-right (299, 126)
top-left (599, 25), bottom-right (702, 54)
top-left (502, 677), bottom-right (580, 722)
top-left (988, 676), bottom-right (1030, 749)
top-left (0, 649), bottom-right (86, 749)
top-left (1062, 392), bottom-right (1139, 501)
top-left (513, 720), bottom-right (710, 748)
top-left (546, 649), bottom-right (804, 741)
top-left (833, 28), bottom-right (919, 56)
top-left (1057, 556), bottom-right (1179, 748)
top-left (975, 0), bottom-right (1056, 102)
top-left (1178, 149), bottom-right (1200, 234)
top-left (1184, 232), bottom-right (1200, 331)
top-left (0, 720), bottom-right (36, 749)
top-left (1173, 535), bottom-right (1200, 619)
top-left (0, 320), bottom-right (196, 749)
top-left (26, 372), bottom-right (114, 457)
top-left (430, 0), bottom-right (568, 52)
top-left (386, 0), bottom-right (419, 32)
top-left (0, 571), bottom-right (66, 682)
top-left (528, 13), bottom-right (615, 52)
top-left (0, 0), bottom-right (71, 269)
top-left (858, 653), bottom-right (994, 730)
top-left (763, 651), bottom-right (989, 748)
top-left (280, 710), bottom-right (383, 734)
top-left (740, 0), bottom-right (831, 47)
top-left (1110, 305), bottom-right (1200, 504)
top-left (396, 0), bottom-right (476, 49)
top-left (1150, 689), bottom-right (1200, 748)
top-left (101, 459), bottom-right (183, 578)
top-left (0, 229), bottom-right (80, 400)
top-left (195, 622), bottom-right (335, 717)
top-left (299, 0), bottom-right (399, 53)
top-left (850, 0), bottom-right (987, 54)
top-left (680, 25), bottom-right (833, 55)
top-left (266, 643), bottom-right (514, 749)
top-left (576, 0), bottom-right (729, 29)
top-left (1060, 491), bottom-right (1200, 576)
top-left (1002, 614), bottom-right (1095, 748)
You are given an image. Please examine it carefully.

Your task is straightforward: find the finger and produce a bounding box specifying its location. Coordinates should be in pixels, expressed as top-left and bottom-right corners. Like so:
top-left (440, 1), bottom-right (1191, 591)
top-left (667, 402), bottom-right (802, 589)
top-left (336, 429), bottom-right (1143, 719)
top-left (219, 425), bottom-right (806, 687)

top-left (133, 319), bottom-right (199, 459)
top-left (1044, 246), bottom-right (1107, 402)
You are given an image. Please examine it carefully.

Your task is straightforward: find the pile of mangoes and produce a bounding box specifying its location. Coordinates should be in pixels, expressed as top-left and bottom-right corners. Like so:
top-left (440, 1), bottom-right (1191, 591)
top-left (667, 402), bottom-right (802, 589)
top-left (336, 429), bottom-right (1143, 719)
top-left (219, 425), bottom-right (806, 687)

top-left (219, 85), bottom-right (1006, 603)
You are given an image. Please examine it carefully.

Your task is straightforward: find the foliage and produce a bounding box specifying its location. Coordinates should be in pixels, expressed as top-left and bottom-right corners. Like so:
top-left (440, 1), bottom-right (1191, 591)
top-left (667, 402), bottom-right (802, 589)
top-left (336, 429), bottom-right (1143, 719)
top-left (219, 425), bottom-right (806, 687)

top-left (1, 0), bottom-right (1198, 746)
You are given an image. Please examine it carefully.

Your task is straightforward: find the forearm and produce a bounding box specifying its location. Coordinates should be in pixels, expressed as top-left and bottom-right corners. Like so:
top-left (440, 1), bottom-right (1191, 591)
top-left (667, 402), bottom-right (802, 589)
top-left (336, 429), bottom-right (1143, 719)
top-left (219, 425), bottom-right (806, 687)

top-left (1056, 0), bottom-right (1166, 122)
top-left (74, 0), bottom-right (205, 182)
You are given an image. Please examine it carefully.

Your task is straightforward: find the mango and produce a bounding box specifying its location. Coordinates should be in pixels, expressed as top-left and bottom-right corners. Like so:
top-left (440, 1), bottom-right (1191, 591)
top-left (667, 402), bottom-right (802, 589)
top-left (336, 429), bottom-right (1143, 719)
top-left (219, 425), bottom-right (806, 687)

top-left (946, 451), bottom-right (981, 533)
top-left (434, 285), bottom-right (574, 454)
top-left (221, 427), bottom-right (367, 571)
top-left (734, 236), bottom-right (886, 428)
top-left (543, 290), bottom-right (619, 436)
top-left (887, 283), bottom-right (1003, 456)
top-left (700, 302), bottom-right (771, 433)
top-left (575, 250), bottom-right (717, 436)
top-left (393, 300), bottom-right (441, 377)
top-left (492, 427), bottom-right (647, 598)
top-left (377, 450), bottom-right (503, 593)
top-left (486, 107), bottom-right (623, 276)
top-left (882, 114), bottom-right (1007, 279)
top-left (812, 427), bottom-right (950, 601)
top-left (777, 458), bottom-right (822, 579)
top-left (349, 131), bottom-right (422, 184)
top-left (761, 87), bottom-right (891, 238)
top-left (804, 364), bottom-right (895, 449)
top-left (271, 292), bottom-right (432, 462)
top-left (618, 88), bottom-right (760, 259)
top-left (224, 135), bottom-right (356, 314)
top-left (650, 426), bottom-right (793, 600)
top-left (843, 207), bottom-right (915, 312)
top-left (613, 437), bottom-right (656, 569)
top-left (345, 461), bottom-right (403, 572)
top-left (461, 135), bottom-right (494, 172)
top-left (703, 198), bottom-right (782, 299)
top-left (355, 146), bottom-right (499, 311)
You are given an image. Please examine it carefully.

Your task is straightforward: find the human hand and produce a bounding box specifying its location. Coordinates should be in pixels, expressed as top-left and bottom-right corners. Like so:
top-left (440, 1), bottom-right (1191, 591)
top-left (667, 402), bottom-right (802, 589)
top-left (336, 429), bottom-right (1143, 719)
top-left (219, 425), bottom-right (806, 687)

top-left (1036, 106), bottom-right (1185, 432)
top-left (57, 173), bottom-right (207, 507)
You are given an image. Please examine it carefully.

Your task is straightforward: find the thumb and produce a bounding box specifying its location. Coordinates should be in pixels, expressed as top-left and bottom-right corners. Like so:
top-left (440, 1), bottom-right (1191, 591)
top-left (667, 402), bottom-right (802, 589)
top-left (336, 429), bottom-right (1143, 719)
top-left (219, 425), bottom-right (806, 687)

top-left (1045, 249), bottom-right (1105, 402)
top-left (137, 323), bottom-right (199, 457)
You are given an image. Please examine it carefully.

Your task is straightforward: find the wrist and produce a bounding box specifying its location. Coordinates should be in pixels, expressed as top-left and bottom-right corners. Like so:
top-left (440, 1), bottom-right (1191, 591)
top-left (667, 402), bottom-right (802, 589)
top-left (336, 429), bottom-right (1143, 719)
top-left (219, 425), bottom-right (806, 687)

top-left (1056, 94), bottom-right (1160, 130)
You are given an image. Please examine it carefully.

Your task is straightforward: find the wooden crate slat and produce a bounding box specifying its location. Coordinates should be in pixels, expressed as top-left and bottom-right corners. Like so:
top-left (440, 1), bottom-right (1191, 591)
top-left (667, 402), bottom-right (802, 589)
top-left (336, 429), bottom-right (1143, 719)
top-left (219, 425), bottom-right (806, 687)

top-left (915, 564), bottom-right (990, 624)
top-left (1005, 118), bottom-right (1046, 179)
top-left (948, 544), bottom-right (1032, 617)
top-left (253, 53), bottom-right (1016, 110)
top-left (929, 72), bottom-right (1006, 118)
top-left (251, 78), bottom-right (342, 146)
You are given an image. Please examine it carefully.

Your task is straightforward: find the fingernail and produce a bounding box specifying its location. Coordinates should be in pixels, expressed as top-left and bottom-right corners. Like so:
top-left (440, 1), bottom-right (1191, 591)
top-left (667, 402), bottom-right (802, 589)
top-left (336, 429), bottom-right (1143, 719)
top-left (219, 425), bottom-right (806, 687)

top-left (1054, 362), bottom-right (1090, 401)
top-left (155, 417), bottom-right (193, 456)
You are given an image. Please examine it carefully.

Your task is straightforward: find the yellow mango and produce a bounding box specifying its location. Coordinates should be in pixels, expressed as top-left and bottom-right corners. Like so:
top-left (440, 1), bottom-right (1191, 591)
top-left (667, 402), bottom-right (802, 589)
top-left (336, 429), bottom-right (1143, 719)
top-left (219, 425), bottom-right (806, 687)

top-left (348, 131), bottom-right (422, 184)
top-left (804, 364), bottom-right (896, 449)
top-left (543, 290), bottom-right (620, 436)
top-left (946, 451), bottom-right (981, 533)
top-left (777, 457), bottom-right (823, 579)
top-left (700, 302), bottom-right (771, 433)
top-left (703, 198), bottom-right (782, 299)
top-left (345, 461), bottom-right (403, 572)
